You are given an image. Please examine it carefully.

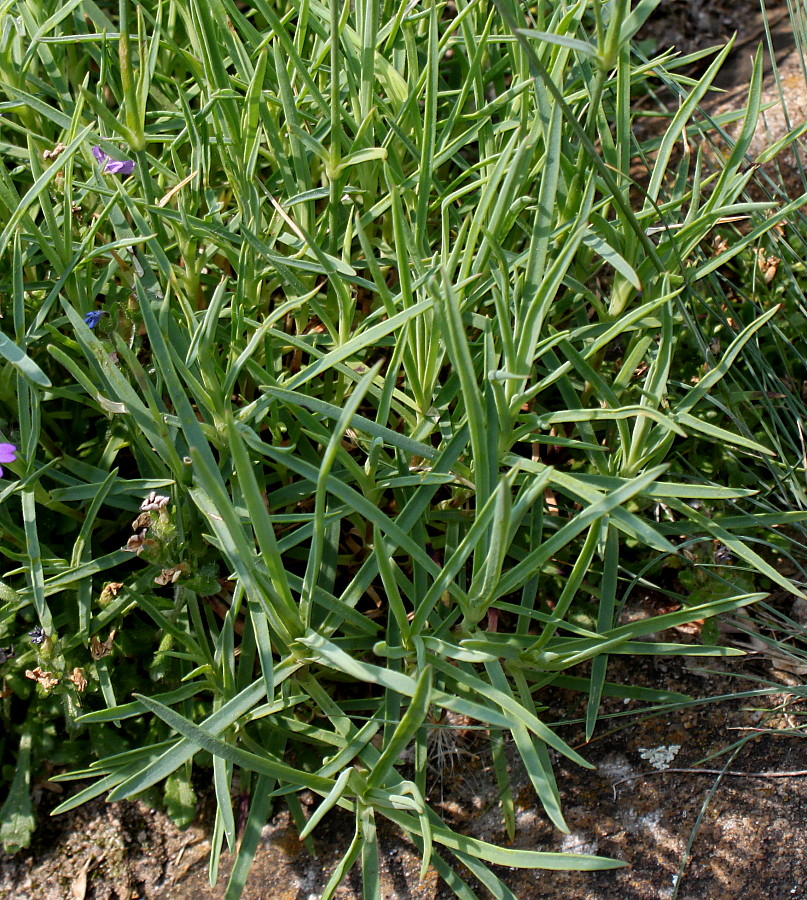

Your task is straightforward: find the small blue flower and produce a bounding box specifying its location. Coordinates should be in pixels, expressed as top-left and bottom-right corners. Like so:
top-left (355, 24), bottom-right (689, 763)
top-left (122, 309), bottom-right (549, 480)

top-left (84, 310), bottom-right (107, 329)
top-left (28, 626), bottom-right (46, 645)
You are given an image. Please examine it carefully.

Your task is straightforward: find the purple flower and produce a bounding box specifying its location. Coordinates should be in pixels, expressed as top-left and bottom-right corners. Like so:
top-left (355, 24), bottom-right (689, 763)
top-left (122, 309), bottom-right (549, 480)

top-left (28, 626), bottom-right (46, 645)
top-left (92, 146), bottom-right (136, 176)
top-left (0, 443), bottom-right (16, 477)
top-left (84, 310), bottom-right (107, 329)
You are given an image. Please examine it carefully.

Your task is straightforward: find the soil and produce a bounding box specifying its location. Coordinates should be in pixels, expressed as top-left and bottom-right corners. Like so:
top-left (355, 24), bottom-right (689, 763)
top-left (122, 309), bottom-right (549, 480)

top-left (637, 0), bottom-right (792, 67)
top-left (637, 0), bottom-right (807, 198)
top-left (4, 2), bottom-right (807, 899)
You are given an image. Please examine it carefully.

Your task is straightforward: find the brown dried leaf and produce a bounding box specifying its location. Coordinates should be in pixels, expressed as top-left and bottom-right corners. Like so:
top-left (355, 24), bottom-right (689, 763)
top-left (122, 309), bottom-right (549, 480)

top-left (71, 854), bottom-right (98, 900)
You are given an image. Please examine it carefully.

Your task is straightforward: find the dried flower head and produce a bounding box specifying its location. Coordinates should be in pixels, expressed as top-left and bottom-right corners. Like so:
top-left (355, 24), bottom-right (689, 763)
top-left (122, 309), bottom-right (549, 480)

top-left (0, 646), bottom-right (15, 664)
top-left (25, 667), bottom-right (59, 690)
top-left (123, 528), bottom-right (149, 554)
top-left (140, 492), bottom-right (170, 512)
top-left (43, 142), bottom-right (67, 160)
top-left (131, 511), bottom-right (153, 531)
top-left (90, 629), bottom-right (117, 660)
top-left (154, 565), bottom-right (184, 586)
top-left (69, 667), bottom-right (88, 692)
top-left (757, 248), bottom-right (780, 284)
top-left (99, 582), bottom-right (124, 606)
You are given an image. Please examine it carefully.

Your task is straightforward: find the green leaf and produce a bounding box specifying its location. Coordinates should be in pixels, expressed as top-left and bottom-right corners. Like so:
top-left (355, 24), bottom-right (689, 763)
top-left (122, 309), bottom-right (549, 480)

top-left (164, 766), bottom-right (197, 829)
top-left (0, 332), bottom-right (51, 387)
top-left (0, 729), bottom-right (35, 853)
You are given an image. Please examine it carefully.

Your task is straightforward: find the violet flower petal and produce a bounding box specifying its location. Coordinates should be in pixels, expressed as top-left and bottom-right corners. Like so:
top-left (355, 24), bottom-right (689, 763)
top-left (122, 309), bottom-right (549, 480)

top-left (0, 442), bottom-right (16, 477)
top-left (28, 626), bottom-right (46, 645)
top-left (104, 159), bottom-right (136, 176)
top-left (92, 146), bottom-right (135, 176)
